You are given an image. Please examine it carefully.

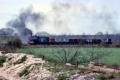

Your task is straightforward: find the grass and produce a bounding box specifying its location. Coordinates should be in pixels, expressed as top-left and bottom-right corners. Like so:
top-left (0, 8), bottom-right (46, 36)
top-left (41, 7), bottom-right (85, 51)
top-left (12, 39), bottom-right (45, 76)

top-left (57, 74), bottom-right (69, 80)
top-left (0, 56), bottom-right (7, 67)
top-left (19, 64), bottom-right (32, 77)
top-left (43, 61), bottom-right (76, 73)
top-left (13, 47), bottom-right (120, 65)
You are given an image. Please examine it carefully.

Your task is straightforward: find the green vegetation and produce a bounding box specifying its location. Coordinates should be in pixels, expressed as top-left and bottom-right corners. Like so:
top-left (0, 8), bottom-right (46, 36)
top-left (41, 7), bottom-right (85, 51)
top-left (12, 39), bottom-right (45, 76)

top-left (57, 74), bottom-right (69, 80)
top-left (97, 74), bottom-right (107, 80)
top-left (12, 47), bottom-right (120, 65)
top-left (97, 73), bottom-right (120, 80)
top-left (0, 36), bottom-right (15, 43)
top-left (19, 64), bottom-right (32, 77)
top-left (8, 57), bottom-right (12, 61)
top-left (0, 37), bottom-right (22, 52)
top-left (7, 38), bottom-right (22, 48)
top-left (12, 47), bottom-right (120, 79)
top-left (43, 61), bottom-right (76, 73)
top-left (0, 56), bottom-right (7, 67)
top-left (14, 56), bottom-right (27, 65)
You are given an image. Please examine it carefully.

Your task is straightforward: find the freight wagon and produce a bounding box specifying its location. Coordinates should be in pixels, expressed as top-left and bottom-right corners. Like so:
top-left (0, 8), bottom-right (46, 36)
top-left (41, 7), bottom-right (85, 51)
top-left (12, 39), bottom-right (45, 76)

top-left (28, 35), bottom-right (112, 45)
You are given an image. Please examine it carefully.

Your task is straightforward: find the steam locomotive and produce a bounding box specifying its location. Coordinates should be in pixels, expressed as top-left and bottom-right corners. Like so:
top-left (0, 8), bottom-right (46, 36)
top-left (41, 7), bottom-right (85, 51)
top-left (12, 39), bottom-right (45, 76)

top-left (28, 35), bottom-right (112, 45)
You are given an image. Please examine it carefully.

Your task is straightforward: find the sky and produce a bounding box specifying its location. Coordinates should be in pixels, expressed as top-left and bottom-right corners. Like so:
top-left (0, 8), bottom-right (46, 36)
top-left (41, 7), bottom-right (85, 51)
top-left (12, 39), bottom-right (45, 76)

top-left (0, 0), bottom-right (53, 28)
top-left (0, 0), bottom-right (120, 35)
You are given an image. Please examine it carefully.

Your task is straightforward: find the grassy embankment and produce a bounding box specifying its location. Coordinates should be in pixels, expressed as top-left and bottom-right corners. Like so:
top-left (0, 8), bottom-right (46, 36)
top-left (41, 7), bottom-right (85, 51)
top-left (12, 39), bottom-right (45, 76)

top-left (13, 47), bottom-right (120, 65)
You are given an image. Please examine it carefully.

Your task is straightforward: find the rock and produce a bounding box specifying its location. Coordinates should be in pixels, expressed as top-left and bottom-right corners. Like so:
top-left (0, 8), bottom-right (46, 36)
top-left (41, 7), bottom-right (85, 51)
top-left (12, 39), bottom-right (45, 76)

top-left (69, 73), bottom-right (99, 80)
top-left (0, 52), bottom-right (52, 80)
top-left (65, 63), bottom-right (73, 66)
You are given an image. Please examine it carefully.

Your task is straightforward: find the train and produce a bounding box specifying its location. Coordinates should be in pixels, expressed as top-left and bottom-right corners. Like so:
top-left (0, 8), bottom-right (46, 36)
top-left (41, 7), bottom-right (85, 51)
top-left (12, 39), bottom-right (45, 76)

top-left (28, 35), bottom-right (112, 45)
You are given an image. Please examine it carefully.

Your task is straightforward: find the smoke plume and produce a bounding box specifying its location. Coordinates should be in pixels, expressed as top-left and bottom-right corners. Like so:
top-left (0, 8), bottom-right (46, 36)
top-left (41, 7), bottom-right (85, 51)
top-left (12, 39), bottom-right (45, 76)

top-left (42, 0), bottom-right (120, 35)
top-left (0, 28), bottom-right (14, 36)
top-left (1, 0), bottom-right (120, 40)
top-left (6, 7), bottom-right (44, 42)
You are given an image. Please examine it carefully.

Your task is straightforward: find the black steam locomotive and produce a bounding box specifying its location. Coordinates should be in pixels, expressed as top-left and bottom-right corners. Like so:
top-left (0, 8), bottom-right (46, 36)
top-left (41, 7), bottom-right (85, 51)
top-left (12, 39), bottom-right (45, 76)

top-left (28, 35), bottom-right (112, 45)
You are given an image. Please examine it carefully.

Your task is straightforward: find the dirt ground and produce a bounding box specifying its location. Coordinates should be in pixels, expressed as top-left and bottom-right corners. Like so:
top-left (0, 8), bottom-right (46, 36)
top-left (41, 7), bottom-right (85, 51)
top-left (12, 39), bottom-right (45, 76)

top-left (0, 51), bottom-right (51, 80)
top-left (0, 51), bottom-right (101, 80)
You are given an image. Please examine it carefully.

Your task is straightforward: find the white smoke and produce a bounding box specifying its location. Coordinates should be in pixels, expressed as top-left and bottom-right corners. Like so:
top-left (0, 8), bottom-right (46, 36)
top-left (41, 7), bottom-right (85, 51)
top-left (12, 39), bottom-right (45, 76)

top-left (36, 0), bottom-right (120, 35)
top-left (2, 0), bottom-right (120, 36)
top-left (6, 7), bottom-right (45, 42)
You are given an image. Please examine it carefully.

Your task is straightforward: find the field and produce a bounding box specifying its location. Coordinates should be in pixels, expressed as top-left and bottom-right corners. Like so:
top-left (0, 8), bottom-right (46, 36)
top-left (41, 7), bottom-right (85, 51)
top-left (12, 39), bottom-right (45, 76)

top-left (13, 47), bottom-right (120, 65)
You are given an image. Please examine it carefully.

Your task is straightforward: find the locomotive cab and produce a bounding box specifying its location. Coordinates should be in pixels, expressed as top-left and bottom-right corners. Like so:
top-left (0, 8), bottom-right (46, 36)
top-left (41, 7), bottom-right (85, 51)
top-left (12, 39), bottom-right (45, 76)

top-left (28, 36), bottom-right (39, 45)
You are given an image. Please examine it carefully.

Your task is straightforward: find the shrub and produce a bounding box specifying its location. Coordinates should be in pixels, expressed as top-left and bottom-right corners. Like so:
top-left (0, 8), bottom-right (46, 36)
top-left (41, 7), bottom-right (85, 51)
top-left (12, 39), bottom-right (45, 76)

top-left (57, 74), bottom-right (68, 80)
top-left (0, 56), bottom-right (7, 67)
top-left (97, 74), bottom-right (115, 80)
top-left (51, 48), bottom-right (108, 65)
top-left (97, 74), bottom-right (106, 80)
top-left (7, 38), bottom-right (22, 48)
top-left (112, 41), bottom-right (120, 47)
top-left (0, 46), bottom-right (12, 53)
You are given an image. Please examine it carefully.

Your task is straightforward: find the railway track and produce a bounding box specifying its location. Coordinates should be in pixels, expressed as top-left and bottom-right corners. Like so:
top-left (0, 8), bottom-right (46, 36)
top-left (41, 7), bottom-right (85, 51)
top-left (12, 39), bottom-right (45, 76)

top-left (24, 44), bottom-right (111, 48)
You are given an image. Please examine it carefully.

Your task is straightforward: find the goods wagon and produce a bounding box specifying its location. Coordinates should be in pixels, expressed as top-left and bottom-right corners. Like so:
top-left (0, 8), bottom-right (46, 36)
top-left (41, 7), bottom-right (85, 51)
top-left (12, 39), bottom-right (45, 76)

top-left (28, 35), bottom-right (112, 45)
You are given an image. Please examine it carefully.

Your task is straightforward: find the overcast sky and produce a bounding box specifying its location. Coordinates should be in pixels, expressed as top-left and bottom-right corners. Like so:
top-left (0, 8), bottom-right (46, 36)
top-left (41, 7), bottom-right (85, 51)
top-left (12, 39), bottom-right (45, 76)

top-left (0, 0), bottom-right (120, 34)
top-left (0, 0), bottom-right (53, 28)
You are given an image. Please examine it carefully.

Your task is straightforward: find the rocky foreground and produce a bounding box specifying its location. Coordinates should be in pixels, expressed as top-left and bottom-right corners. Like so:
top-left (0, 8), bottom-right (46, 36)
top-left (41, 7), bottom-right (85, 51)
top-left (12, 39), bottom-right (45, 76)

top-left (0, 51), bottom-right (51, 80)
top-left (0, 51), bottom-right (99, 80)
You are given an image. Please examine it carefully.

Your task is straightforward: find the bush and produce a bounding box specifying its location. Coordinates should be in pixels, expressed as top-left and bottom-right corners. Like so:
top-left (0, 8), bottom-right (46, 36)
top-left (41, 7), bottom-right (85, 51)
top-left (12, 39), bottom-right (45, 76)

top-left (0, 46), bottom-right (12, 53)
top-left (97, 74), bottom-right (106, 80)
top-left (0, 56), bottom-right (7, 67)
top-left (112, 41), bottom-right (120, 47)
top-left (57, 74), bottom-right (68, 80)
top-left (7, 38), bottom-right (22, 48)
top-left (51, 48), bottom-right (108, 65)
top-left (97, 73), bottom-right (115, 80)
